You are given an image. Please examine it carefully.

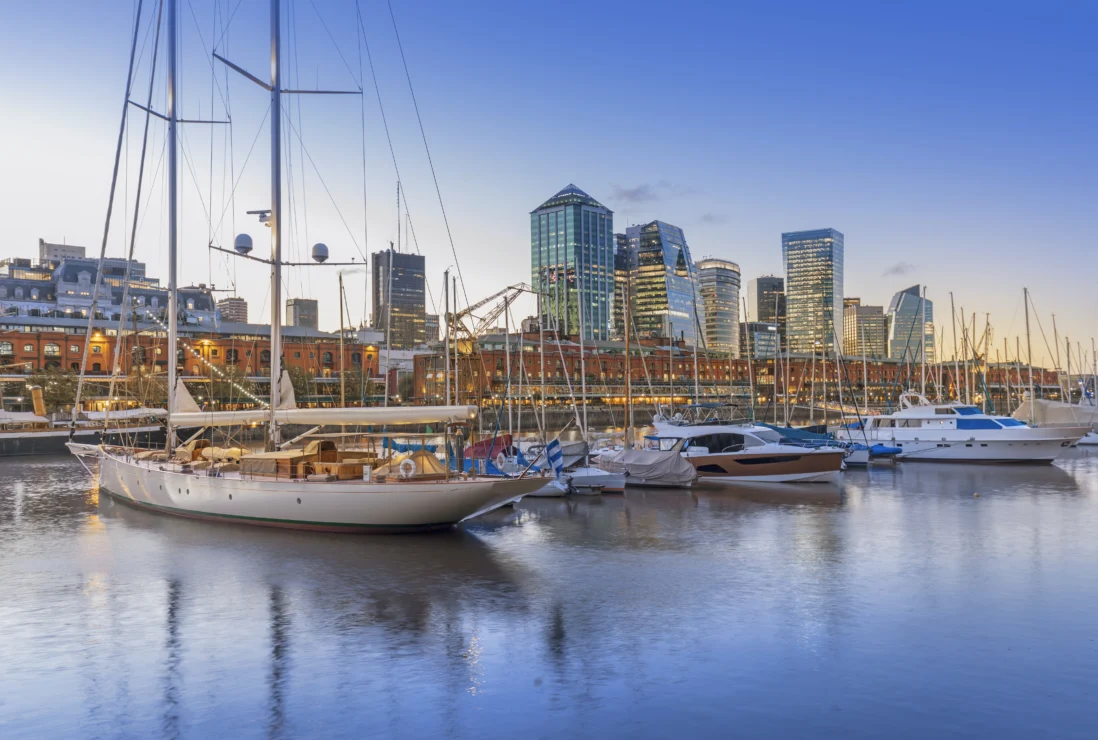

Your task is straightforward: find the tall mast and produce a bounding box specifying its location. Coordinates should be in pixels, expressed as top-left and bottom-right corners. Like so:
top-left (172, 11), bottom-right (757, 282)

top-left (1024, 287), bottom-right (1035, 425)
top-left (338, 272), bottom-right (346, 407)
top-left (920, 285), bottom-right (926, 397)
top-left (862, 325), bottom-right (868, 414)
top-left (383, 243), bottom-right (394, 408)
top-left (577, 268), bottom-right (588, 440)
top-left (624, 276), bottom-right (633, 448)
top-left (267, 0), bottom-right (283, 448)
top-left (504, 294), bottom-right (512, 437)
top-left (1052, 313), bottom-right (1062, 399)
top-left (443, 269), bottom-right (450, 404)
top-left (538, 291), bottom-right (546, 439)
top-left (949, 292), bottom-right (959, 402)
top-left (166, 0), bottom-right (179, 449)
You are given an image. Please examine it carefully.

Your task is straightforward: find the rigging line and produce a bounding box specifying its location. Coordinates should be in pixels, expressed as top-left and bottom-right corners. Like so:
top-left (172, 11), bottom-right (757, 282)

top-left (209, 103), bottom-right (272, 239)
top-left (207, 0), bottom-right (218, 287)
top-left (108, 0), bottom-right (166, 423)
top-left (355, 0), bottom-right (368, 258)
top-left (306, 0), bottom-right (360, 87)
top-left (402, 214), bottom-right (438, 315)
top-left (280, 108), bottom-right (366, 260)
top-left (185, 0), bottom-right (232, 118)
top-left (291, 0), bottom-right (311, 297)
top-left (72, 0), bottom-right (145, 429)
top-left (178, 131), bottom-right (214, 231)
top-left (387, 0), bottom-right (468, 306)
top-left (210, 0), bottom-right (243, 54)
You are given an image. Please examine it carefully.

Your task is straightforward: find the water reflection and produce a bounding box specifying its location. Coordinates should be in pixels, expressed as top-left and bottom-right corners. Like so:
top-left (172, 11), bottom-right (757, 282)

top-left (1, 454), bottom-right (1098, 737)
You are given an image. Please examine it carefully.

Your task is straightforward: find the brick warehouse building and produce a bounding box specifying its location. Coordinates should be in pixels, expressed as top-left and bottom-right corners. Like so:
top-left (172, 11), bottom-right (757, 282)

top-left (0, 315), bottom-right (380, 408)
top-left (414, 332), bottom-right (1063, 414)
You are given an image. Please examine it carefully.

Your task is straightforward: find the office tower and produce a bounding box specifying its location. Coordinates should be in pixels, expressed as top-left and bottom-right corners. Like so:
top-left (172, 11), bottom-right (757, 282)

top-left (612, 247), bottom-right (630, 340)
top-left (217, 296), bottom-right (248, 323)
top-left (745, 275), bottom-right (786, 347)
top-left (782, 228), bottom-right (844, 354)
top-left (886, 285), bottom-right (934, 363)
top-left (696, 258), bottom-right (741, 354)
top-left (286, 298), bottom-right (318, 330)
top-left (424, 314), bottom-right (439, 343)
top-left (740, 321), bottom-right (781, 359)
top-left (629, 220), bottom-right (701, 344)
top-left (843, 303), bottom-right (888, 358)
top-left (372, 249), bottom-right (426, 349)
top-left (530, 184), bottom-right (614, 341)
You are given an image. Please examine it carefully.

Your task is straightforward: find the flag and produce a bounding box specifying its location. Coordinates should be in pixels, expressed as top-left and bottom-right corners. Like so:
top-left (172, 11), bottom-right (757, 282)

top-left (546, 438), bottom-right (564, 480)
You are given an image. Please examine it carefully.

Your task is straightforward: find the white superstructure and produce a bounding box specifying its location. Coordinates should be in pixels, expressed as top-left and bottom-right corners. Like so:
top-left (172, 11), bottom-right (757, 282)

top-left (836, 394), bottom-right (1087, 463)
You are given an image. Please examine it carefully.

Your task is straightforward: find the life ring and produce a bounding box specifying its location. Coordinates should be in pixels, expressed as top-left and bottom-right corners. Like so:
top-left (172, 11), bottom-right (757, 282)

top-left (398, 458), bottom-right (417, 479)
top-left (495, 452), bottom-right (507, 469)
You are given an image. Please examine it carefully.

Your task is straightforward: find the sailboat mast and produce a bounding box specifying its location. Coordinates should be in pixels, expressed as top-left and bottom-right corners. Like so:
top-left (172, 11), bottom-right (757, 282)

top-left (267, 0), bottom-right (283, 448)
top-left (949, 292), bottom-right (959, 402)
top-left (624, 276), bottom-right (633, 448)
top-left (920, 285), bottom-right (926, 396)
top-left (166, 0), bottom-right (179, 450)
top-left (1024, 287), bottom-right (1035, 425)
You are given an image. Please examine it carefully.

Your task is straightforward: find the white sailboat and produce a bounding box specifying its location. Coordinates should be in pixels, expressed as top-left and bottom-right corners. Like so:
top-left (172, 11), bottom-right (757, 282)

top-left (69, 0), bottom-right (545, 531)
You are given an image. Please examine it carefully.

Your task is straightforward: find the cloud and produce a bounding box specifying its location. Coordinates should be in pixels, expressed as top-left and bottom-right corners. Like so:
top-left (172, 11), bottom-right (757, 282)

top-left (610, 183), bottom-right (660, 203)
top-left (882, 261), bottom-right (917, 277)
top-left (699, 212), bottom-right (728, 224)
top-left (609, 180), bottom-right (698, 204)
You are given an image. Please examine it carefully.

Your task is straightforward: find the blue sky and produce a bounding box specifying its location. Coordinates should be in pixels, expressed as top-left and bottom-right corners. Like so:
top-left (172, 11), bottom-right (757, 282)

top-left (1, 0), bottom-right (1095, 365)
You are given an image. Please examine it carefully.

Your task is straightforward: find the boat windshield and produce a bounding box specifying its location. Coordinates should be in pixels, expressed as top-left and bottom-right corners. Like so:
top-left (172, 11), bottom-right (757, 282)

top-left (953, 406), bottom-right (982, 416)
top-left (644, 436), bottom-right (682, 452)
top-left (997, 418), bottom-right (1027, 427)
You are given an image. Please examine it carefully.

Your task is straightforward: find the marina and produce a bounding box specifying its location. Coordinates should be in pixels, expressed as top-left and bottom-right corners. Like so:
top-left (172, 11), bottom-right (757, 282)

top-left (3, 452), bottom-right (1098, 737)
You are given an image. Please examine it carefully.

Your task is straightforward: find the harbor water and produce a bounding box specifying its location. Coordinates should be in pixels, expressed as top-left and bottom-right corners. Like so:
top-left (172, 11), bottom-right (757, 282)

top-left (2, 453), bottom-right (1098, 738)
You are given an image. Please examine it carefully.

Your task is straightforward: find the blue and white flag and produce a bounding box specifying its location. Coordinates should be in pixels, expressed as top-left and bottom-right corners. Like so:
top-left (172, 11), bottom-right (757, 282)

top-left (546, 438), bottom-right (565, 480)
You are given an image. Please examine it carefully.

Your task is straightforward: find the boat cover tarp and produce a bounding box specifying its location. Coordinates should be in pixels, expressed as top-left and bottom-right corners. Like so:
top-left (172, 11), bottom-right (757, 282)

top-left (384, 438), bottom-right (438, 453)
top-left (1013, 399), bottom-right (1098, 430)
top-left (467, 434), bottom-right (513, 459)
top-left (240, 449), bottom-right (311, 476)
top-left (0, 410), bottom-right (48, 424)
top-left (169, 405), bottom-right (479, 428)
top-left (374, 448), bottom-right (448, 477)
top-left (595, 448), bottom-right (696, 486)
top-left (757, 423), bottom-right (831, 441)
top-left (84, 407), bottom-right (167, 421)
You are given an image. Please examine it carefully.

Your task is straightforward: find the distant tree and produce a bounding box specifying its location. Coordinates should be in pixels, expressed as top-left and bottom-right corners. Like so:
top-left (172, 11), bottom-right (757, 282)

top-left (25, 368), bottom-right (79, 412)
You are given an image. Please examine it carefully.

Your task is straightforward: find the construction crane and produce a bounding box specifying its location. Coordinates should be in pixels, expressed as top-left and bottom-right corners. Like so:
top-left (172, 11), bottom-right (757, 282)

top-left (451, 282), bottom-right (533, 341)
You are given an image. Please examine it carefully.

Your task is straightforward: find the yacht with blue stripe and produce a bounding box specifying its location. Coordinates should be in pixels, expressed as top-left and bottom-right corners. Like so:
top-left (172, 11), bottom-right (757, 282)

top-left (836, 393), bottom-right (1088, 463)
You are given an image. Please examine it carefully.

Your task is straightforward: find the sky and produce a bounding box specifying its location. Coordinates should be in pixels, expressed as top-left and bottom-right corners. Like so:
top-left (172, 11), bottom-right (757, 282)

top-left (1, 0), bottom-right (1096, 367)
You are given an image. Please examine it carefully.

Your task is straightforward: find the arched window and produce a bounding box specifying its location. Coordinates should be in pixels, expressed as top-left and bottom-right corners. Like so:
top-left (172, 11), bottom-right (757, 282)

top-left (92, 363), bottom-right (102, 373)
top-left (151, 296), bottom-right (159, 308)
top-left (187, 298), bottom-right (195, 310)
top-left (30, 288), bottom-right (39, 300)
top-left (351, 352), bottom-right (361, 366)
top-left (131, 346), bottom-right (146, 365)
top-left (0, 341), bottom-right (13, 355)
top-left (70, 362), bottom-right (79, 371)
top-left (14, 287), bottom-right (24, 299)
top-left (322, 352), bottom-right (333, 364)
top-left (44, 342), bottom-right (60, 356)
top-left (260, 349), bottom-right (271, 363)
top-left (0, 287), bottom-right (6, 298)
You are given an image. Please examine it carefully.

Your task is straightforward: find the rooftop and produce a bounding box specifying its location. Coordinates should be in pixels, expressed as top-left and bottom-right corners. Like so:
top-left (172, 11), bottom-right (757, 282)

top-left (532, 184), bottom-right (612, 213)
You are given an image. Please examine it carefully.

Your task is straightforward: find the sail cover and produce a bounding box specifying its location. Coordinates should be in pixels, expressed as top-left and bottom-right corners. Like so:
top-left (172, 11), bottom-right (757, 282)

top-left (169, 405), bottom-right (479, 428)
top-left (1013, 399), bottom-right (1098, 430)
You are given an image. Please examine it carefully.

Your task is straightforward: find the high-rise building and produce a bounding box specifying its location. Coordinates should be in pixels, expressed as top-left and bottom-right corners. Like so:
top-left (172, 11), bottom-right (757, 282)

top-left (286, 298), bottom-right (318, 330)
top-left (782, 228), bottom-right (844, 354)
top-left (696, 258), bottom-right (740, 354)
top-left (372, 249), bottom-right (426, 349)
top-left (886, 285), bottom-right (934, 363)
top-left (217, 296), bottom-right (248, 323)
top-left (740, 321), bottom-right (780, 358)
top-left (530, 184), bottom-right (614, 341)
top-left (843, 303), bottom-right (888, 358)
top-left (745, 275), bottom-right (786, 347)
top-left (629, 220), bottom-right (701, 344)
top-left (424, 314), bottom-right (439, 344)
top-left (611, 245), bottom-right (630, 340)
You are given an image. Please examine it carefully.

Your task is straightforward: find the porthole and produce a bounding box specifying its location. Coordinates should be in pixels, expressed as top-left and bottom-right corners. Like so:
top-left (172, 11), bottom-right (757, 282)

top-left (297, 498), bottom-right (301, 504)
top-left (178, 488), bottom-right (181, 494)
top-left (186, 489), bottom-right (190, 495)
top-left (229, 494), bottom-right (233, 500)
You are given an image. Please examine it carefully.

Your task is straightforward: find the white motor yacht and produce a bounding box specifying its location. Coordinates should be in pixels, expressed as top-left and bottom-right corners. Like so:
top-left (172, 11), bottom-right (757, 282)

top-left (836, 393), bottom-right (1088, 463)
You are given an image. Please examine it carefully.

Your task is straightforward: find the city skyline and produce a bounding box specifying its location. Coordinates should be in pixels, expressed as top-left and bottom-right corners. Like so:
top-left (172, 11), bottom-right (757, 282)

top-left (0, 1), bottom-right (1095, 364)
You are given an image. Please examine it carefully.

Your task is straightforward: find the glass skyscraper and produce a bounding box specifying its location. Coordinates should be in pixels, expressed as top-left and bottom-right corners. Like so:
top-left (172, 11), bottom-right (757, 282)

top-left (530, 184), bottom-right (614, 341)
top-left (782, 228), bottom-right (844, 354)
top-left (628, 220), bottom-right (701, 344)
top-left (745, 275), bottom-right (786, 348)
top-left (696, 258), bottom-right (740, 354)
top-left (843, 302), bottom-right (889, 358)
top-left (886, 285), bottom-right (934, 363)
top-left (372, 249), bottom-right (426, 350)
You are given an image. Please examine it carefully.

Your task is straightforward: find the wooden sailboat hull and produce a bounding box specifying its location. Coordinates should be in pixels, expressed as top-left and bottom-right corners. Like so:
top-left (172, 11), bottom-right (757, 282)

top-left (96, 450), bottom-right (546, 533)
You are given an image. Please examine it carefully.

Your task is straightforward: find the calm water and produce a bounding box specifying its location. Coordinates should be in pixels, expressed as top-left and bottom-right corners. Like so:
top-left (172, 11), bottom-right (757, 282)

top-left (2, 454), bottom-right (1098, 738)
